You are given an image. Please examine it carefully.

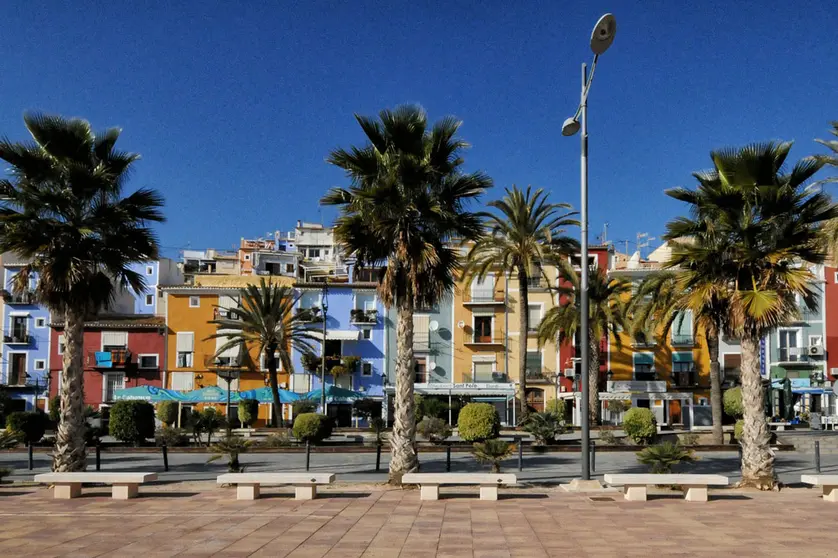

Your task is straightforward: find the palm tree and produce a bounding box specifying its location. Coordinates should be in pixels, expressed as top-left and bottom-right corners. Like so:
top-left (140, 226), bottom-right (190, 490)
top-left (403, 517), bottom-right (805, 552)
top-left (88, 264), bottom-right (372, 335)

top-left (322, 105), bottom-right (491, 484)
top-left (665, 142), bottom-right (837, 489)
top-left (815, 121), bottom-right (838, 182)
top-left (207, 280), bottom-right (318, 426)
top-left (629, 270), bottom-right (729, 444)
top-left (538, 258), bottom-right (630, 426)
top-left (464, 186), bottom-right (578, 422)
top-left (0, 113), bottom-right (164, 471)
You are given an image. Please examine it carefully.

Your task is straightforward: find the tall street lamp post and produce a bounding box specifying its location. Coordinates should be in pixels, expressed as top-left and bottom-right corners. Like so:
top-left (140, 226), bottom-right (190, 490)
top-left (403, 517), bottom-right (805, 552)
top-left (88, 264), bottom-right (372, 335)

top-left (320, 286), bottom-right (329, 413)
top-left (561, 13), bottom-right (617, 481)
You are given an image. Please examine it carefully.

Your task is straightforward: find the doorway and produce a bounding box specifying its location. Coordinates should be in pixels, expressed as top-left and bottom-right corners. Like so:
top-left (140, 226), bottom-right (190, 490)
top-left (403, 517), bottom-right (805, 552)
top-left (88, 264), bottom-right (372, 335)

top-left (526, 388), bottom-right (545, 413)
top-left (9, 353), bottom-right (26, 385)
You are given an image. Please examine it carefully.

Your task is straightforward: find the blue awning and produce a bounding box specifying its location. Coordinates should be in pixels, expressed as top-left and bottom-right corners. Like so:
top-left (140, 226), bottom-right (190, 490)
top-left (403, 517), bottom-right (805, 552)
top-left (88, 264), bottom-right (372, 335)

top-left (238, 387), bottom-right (301, 404)
top-left (633, 353), bottom-right (654, 365)
top-left (672, 352), bottom-right (693, 363)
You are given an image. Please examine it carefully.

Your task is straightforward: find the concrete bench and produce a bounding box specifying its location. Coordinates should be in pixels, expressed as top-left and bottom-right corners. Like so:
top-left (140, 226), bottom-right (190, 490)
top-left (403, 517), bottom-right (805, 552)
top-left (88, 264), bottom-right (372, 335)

top-left (34, 472), bottom-right (158, 500)
top-left (801, 475), bottom-right (838, 502)
top-left (402, 473), bottom-right (517, 501)
top-left (603, 474), bottom-right (729, 502)
top-left (216, 473), bottom-right (335, 500)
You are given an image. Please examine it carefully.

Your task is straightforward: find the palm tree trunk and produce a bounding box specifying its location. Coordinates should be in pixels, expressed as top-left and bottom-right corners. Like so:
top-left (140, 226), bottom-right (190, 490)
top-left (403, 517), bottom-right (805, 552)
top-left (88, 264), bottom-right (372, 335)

top-left (389, 296), bottom-right (418, 485)
top-left (517, 268), bottom-right (529, 424)
top-left (707, 329), bottom-right (724, 445)
top-left (266, 343), bottom-right (281, 427)
top-left (739, 335), bottom-right (775, 489)
top-left (53, 305), bottom-right (87, 472)
top-left (588, 328), bottom-right (600, 426)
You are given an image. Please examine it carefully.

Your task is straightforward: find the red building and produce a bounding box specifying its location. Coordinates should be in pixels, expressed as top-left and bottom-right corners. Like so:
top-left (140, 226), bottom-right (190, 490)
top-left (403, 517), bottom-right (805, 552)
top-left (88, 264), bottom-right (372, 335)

top-left (48, 315), bottom-right (166, 409)
top-left (826, 266), bottom-right (838, 381)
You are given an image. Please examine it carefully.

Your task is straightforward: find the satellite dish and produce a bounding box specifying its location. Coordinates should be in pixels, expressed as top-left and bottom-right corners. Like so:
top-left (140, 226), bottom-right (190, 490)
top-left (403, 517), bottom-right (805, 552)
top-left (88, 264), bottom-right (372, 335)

top-left (457, 320), bottom-right (465, 329)
top-left (590, 13), bottom-right (617, 55)
top-left (428, 361), bottom-right (437, 371)
top-left (429, 320), bottom-right (439, 332)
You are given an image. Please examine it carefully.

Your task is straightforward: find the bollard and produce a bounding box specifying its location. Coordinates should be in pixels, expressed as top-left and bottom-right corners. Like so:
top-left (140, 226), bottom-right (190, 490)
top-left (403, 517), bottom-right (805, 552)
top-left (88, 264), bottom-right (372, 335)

top-left (95, 443), bottom-right (101, 471)
top-left (738, 443), bottom-right (743, 462)
top-left (591, 439), bottom-right (597, 473)
top-left (815, 441), bottom-right (821, 473)
top-left (28, 442), bottom-right (34, 470)
top-left (446, 444), bottom-right (451, 472)
top-left (305, 440), bottom-right (311, 472)
top-left (375, 443), bottom-right (382, 473)
top-left (162, 443), bottom-right (169, 472)
top-left (515, 436), bottom-right (523, 472)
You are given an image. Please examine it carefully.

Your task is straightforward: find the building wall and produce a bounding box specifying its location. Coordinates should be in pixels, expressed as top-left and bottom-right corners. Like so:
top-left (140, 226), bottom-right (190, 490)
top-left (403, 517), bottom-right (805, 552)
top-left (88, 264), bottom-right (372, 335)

top-left (47, 327), bottom-right (165, 408)
top-left (384, 295), bottom-right (453, 384)
top-left (452, 272), bottom-right (507, 383)
top-left (825, 266), bottom-right (838, 380)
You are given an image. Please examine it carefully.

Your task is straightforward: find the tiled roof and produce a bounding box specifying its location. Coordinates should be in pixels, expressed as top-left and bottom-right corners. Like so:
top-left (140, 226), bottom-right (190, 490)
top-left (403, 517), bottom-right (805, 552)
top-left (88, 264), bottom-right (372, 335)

top-left (49, 315), bottom-right (166, 329)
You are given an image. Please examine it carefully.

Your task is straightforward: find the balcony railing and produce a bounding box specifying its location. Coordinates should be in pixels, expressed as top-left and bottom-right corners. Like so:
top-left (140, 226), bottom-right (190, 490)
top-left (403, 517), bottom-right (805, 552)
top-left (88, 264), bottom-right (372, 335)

top-left (463, 288), bottom-right (504, 304)
top-left (350, 309), bottom-right (378, 324)
top-left (465, 331), bottom-right (505, 346)
top-left (206, 355), bottom-right (244, 369)
top-left (414, 372), bottom-right (430, 384)
top-left (671, 334), bottom-right (695, 347)
top-left (1, 289), bottom-right (35, 304)
top-left (91, 349), bottom-right (132, 368)
top-left (526, 276), bottom-right (547, 290)
top-left (631, 334), bottom-right (656, 348)
top-left (295, 307), bottom-right (324, 323)
top-left (463, 371), bottom-right (509, 383)
top-left (672, 370), bottom-right (698, 387)
top-left (4, 333), bottom-right (32, 345)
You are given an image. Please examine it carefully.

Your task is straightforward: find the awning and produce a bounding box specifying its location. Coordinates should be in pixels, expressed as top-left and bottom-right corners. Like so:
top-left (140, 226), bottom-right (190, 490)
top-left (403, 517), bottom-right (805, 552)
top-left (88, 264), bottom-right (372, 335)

top-left (181, 386), bottom-right (240, 403)
top-left (112, 386), bottom-right (186, 402)
top-left (239, 387), bottom-right (301, 404)
top-left (386, 382), bottom-right (516, 396)
top-left (568, 391), bottom-right (692, 401)
top-left (304, 386), bottom-right (365, 402)
top-left (309, 330), bottom-right (361, 341)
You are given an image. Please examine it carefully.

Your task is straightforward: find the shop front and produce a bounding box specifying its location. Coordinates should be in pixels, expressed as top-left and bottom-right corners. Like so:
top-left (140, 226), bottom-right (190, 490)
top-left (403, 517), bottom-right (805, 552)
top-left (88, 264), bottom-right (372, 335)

top-left (383, 382), bottom-right (517, 425)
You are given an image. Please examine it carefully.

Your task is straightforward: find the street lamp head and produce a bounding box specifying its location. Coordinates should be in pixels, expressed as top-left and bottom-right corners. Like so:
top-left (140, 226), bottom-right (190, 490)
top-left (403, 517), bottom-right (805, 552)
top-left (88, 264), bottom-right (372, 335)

top-left (590, 13), bottom-right (617, 55)
top-left (561, 117), bottom-right (580, 136)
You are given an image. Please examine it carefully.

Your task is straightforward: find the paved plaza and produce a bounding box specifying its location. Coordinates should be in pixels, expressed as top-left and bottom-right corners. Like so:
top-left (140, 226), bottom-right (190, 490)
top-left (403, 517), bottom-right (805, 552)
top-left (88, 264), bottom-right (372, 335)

top-left (0, 482), bottom-right (835, 557)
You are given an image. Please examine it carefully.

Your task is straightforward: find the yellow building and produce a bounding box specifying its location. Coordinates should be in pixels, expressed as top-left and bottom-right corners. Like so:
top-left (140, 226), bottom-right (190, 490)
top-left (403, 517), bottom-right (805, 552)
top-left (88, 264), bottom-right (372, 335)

top-left (160, 284), bottom-right (291, 426)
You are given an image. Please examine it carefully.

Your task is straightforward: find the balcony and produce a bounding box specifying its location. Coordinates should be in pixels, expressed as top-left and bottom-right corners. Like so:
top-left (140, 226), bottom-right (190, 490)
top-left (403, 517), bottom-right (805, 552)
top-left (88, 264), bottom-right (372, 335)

top-left (525, 369), bottom-right (552, 382)
top-left (1, 289), bottom-right (35, 305)
top-left (295, 307), bottom-right (324, 324)
top-left (4, 333), bottom-right (32, 345)
top-left (206, 355), bottom-right (244, 369)
top-left (92, 349), bottom-right (132, 368)
top-left (463, 288), bottom-right (504, 305)
top-left (526, 276), bottom-right (548, 291)
top-left (464, 331), bottom-right (505, 347)
top-left (463, 371), bottom-right (509, 383)
top-left (671, 334), bottom-right (695, 347)
top-left (672, 370), bottom-right (699, 388)
top-left (350, 309), bottom-right (378, 324)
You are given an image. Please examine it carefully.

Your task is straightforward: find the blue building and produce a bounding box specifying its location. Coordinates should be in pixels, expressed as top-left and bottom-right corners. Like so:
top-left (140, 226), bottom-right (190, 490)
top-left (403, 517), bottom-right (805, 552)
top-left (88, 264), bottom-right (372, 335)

top-left (292, 274), bottom-right (385, 426)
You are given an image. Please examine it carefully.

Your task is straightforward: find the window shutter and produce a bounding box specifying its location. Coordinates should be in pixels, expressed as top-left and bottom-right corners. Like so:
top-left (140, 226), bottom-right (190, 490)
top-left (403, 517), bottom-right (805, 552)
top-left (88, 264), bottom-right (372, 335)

top-left (171, 372), bottom-right (194, 391)
top-left (633, 353), bottom-right (654, 365)
top-left (218, 295), bottom-right (237, 316)
top-left (102, 331), bottom-right (128, 347)
top-left (413, 315), bottom-right (429, 334)
top-left (215, 330), bottom-right (240, 358)
top-left (176, 332), bottom-right (194, 352)
top-left (216, 374), bottom-right (239, 391)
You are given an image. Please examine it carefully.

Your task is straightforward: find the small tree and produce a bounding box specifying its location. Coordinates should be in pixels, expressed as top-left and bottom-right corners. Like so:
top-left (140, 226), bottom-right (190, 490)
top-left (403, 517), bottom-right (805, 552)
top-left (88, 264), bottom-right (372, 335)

top-left (458, 403), bottom-right (500, 442)
top-left (416, 417), bottom-right (452, 443)
top-left (208, 435), bottom-right (253, 472)
top-left (189, 408), bottom-right (226, 447)
top-left (156, 401), bottom-right (178, 427)
top-left (723, 387), bottom-right (744, 419)
top-left (369, 417), bottom-right (386, 446)
top-left (622, 408), bottom-right (657, 445)
top-left (472, 439), bottom-right (515, 473)
top-left (109, 401), bottom-right (155, 446)
top-left (523, 412), bottom-right (564, 446)
top-left (6, 411), bottom-right (46, 445)
top-left (292, 413), bottom-right (333, 444)
top-left (636, 441), bottom-right (697, 474)
top-left (292, 399), bottom-right (317, 416)
top-left (238, 399), bottom-right (259, 428)
top-left (49, 396), bottom-right (61, 425)
top-left (545, 398), bottom-right (567, 421)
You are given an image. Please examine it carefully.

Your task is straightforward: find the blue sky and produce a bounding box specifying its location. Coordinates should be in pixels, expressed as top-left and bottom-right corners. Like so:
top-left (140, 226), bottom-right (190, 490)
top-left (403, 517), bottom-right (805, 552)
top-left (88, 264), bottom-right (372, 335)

top-left (1, 1), bottom-right (837, 259)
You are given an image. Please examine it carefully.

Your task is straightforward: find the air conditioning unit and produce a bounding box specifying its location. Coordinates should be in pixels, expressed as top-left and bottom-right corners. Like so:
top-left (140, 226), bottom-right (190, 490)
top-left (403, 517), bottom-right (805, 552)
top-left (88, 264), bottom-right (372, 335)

top-left (564, 368), bottom-right (576, 378)
top-left (809, 345), bottom-right (825, 356)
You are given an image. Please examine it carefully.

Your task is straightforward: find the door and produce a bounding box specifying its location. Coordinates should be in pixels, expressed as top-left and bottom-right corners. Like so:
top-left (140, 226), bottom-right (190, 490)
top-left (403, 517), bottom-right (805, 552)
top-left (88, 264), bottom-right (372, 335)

top-left (669, 400), bottom-right (683, 424)
top-left (12, 316), bottom-right (27, 340)
top-left (474, 316), bottom-right (492, 343)
top-left (325, 340), bottom-right (341, 371)
top-left (526, 388), bottom-right (545, 413)
top-left (414, 358), bottom-right (428, 383)
top-left (9, 353), bottom-right (26, 385)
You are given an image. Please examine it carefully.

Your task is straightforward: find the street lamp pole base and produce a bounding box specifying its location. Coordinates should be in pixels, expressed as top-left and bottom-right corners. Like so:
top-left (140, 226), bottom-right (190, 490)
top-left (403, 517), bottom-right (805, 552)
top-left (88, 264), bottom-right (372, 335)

top-left (561, 479), bottom-right (607, 492)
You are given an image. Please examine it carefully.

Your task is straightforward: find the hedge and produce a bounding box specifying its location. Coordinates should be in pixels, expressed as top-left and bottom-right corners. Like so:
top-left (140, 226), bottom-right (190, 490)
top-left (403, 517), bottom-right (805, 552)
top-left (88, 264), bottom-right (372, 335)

top-left (109, 400), bottom-right (156, 446)
top-left (724, 387), bottom-right (744, 418)
top-left (292, 413), bottom-right (332, 443)
top-left (156, 401), bottom-right (178, 426)
top-left (622, 407), bottom-right (657, 444)
top-left (238, 399), bottom-right (258, 427)
top-left (6, 411), bottom-right (46, 445)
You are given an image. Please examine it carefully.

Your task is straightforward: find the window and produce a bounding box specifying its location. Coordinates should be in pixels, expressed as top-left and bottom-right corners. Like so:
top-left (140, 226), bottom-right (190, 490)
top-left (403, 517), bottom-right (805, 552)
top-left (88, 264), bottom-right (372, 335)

top-left (470, 275), bottom-right (495, 302)
top-left (146, 266), bottom-right (154, 276)
top-left (633, 354), bottom-right (655, 381)
top-left (473, 316), bottom-right (493, 343)
top-left (414, 358), bottom-right (428, 383)
top-left (778, 329), bottom-right (799, 362)
top-left (189, 296), bottom-right (200, 308)
top-left (35, 317), bottom-right (46, 328)
top-left (671, 311), bottom-right (694, 345)
top-left (260, 351), bottom-right (281, 371)
top-left (525, 351), bottom-right (542, 379)
top-left (362, 362), bottom-right (373, 377)
top-left (324, 249), bottom-right (330, 256)
top-left (527, 305), bottom-right (541, 331)
top-left (244, 254), bottom-right (251, 261)
top-left (34, 359), bottom-right (46, 371)
top-left (569, 254), bottom-right (597, 270)
top-left (11, 316), bottom-right (27, 340)
top-left (102, 331), bottom-right (128, 351)
top-left (176, 332), bottom-right (194, 368)
top-left (810, 335), bottom-right (823, 347)
top-left (58, 334), bottom-right (65, 355)
top-left (145, 294), bottom-right (154, 306)
top-left (290, 373), bottom-right (310, 394)
top-left (672, 353), bottom-right (694, 387)
top-left (103, 373), bottom-right (125, 402)
top-left (170, 372), bottom-right (194, 391)
top-left (285, 263), bottom-right (295, 274)
top-left (362, 328), bottom-right (372, 340)
top-left (138, 354), bottom-right (159, 369)
top-left (472, 361), bottom-right (493, 382)
top-left (308, 248), bottom-right (320, 258)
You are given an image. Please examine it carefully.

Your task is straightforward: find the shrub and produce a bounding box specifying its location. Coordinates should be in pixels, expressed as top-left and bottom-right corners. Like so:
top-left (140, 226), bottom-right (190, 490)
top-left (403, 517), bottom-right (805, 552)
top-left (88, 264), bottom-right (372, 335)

top-left (155, 426), bottom-right (189, 447)
top-left (622, 407), bottom-right (656, 444)
top-left (679, 433), bottom-right (700, 446)
top-left (109, 401), bottom-right (155, 446)
top-left (457, 403), bottom-right (500, 442)
top-left (292, 399), bottom-right (317, 416)
top-left (734, 419), bottom-right (744, 441)
top-left (636, 441), bottom-right (697, 474)
top-left (85, 425), bottom-right (106, 445)
top-left (189, 407), bottom-right (227, 447)
top-left (353, 398), bottom-right (381, 420)
top-left (418, 397), bottom-right (448, 420)
top-left (598, 430), bottom-right (619, 445)
top-left (238, 399), bottom-right (259, 427)
top-left (369, 417), bottom-right (386, 446)
top-left (472, 439), bottom-right (515, 473)
top-left (0, 430), bottom-right (19, 448)
top-left (545, 398), bottom-right (567, 421)
top-left (292, 413), bottom-right (333, 444)
top-left (0, 467), bottom-right (11, 482)
top-left (49, 396), bottom-right (61, 424)
top-left (607, 399), bottom-right (629, 415)
top-left (301, 353), bottom-right (322, 372)
top-left (156, 401), bottom-right (178, 427)
top-left (262, 431), bottom-right (293, 448)
top-left (523, 412), bottom-right (564, 445)
top-left (341, 355), bottom-right (361, 371)
top-left (329, 364), bottom-right (348, 377)
top-left (5, 411), bottom-right (46, 445)
top-left (208, 434), bottom-right (253, 472)
top-left (724, 387), bottom-right (744, 418)
top-left (417, 417), bottom-right (452, 443)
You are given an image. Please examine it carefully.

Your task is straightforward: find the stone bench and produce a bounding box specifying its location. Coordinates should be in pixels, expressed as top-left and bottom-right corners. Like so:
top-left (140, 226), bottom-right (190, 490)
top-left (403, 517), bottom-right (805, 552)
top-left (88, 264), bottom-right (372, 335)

top-left (34, 472), bottom-right (158, 500)
top-left (801, 475), bottom-right (838, 502)
top-left (216, 473), bottom-right (335, 500)
top-left (402, 473), bottom-right (517, 501)
top-left (603, 474), bottom-right (729, 502)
